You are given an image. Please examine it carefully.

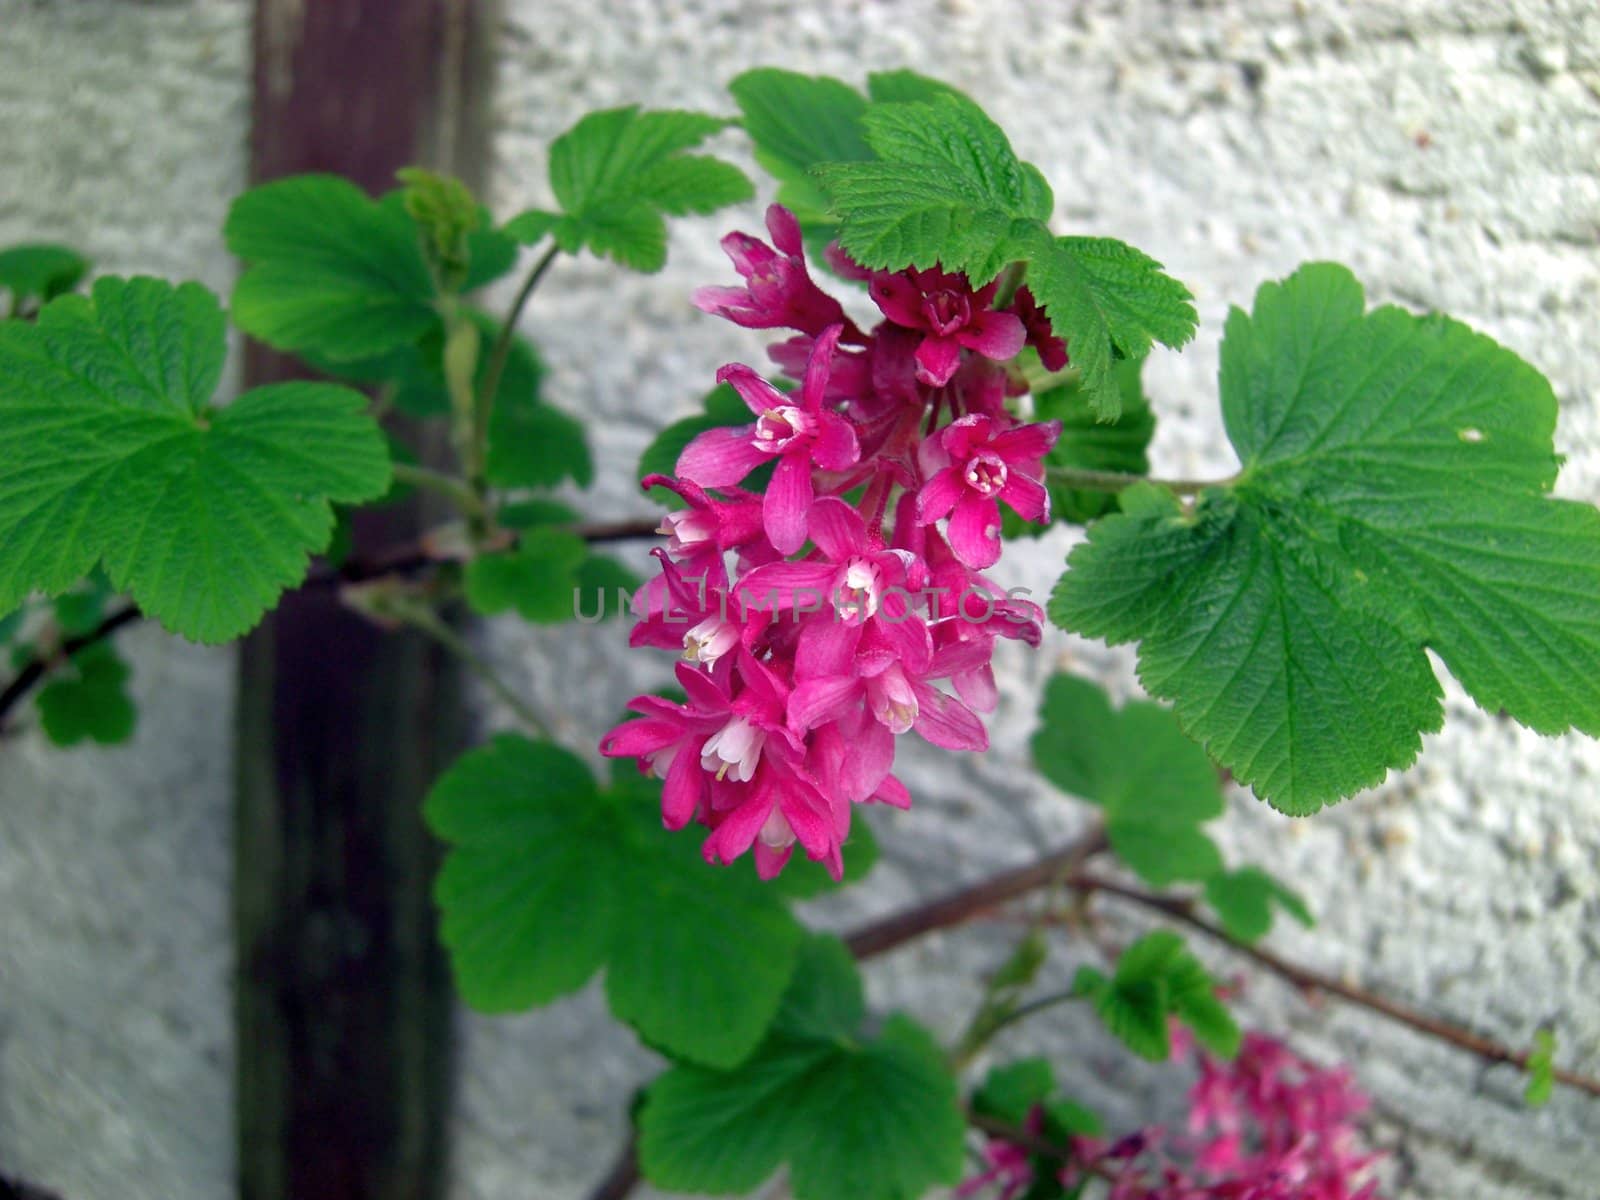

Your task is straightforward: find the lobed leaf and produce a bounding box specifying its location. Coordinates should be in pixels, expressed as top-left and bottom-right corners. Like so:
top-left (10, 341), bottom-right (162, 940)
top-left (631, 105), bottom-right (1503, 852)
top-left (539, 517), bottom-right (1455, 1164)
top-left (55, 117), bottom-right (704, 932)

top-left (1052, 263), bottom-right (1600, 813)
top-left (0, 277), bottom-right (390, 642)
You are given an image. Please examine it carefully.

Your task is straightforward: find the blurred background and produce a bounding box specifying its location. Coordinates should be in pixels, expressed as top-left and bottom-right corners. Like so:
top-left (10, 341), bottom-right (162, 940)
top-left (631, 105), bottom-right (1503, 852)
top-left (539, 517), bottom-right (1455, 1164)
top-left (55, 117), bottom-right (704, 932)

top-left (1, 1), bottom-right (1597, 1198)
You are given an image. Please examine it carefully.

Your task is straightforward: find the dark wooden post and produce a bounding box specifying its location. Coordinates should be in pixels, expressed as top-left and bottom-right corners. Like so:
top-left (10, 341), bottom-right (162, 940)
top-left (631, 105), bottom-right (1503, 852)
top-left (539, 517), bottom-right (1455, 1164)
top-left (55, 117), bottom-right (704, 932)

top-left (234, 4), bottom-right (496, 1198)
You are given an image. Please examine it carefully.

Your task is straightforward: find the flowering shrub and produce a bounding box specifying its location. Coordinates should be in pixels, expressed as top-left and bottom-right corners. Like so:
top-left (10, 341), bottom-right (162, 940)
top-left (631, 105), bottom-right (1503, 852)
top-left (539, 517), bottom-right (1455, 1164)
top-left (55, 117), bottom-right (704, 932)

top-left (0, 67), bottom-right (1591, 1200)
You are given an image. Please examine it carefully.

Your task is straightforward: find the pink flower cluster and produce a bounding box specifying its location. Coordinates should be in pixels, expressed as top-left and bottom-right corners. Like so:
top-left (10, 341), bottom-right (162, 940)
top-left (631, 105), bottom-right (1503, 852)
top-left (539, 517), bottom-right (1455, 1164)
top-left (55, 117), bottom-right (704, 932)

top-left (963, 1031), bottom-right (1385, 1200)
top-left (601, 205), bottom-right (1063, 880)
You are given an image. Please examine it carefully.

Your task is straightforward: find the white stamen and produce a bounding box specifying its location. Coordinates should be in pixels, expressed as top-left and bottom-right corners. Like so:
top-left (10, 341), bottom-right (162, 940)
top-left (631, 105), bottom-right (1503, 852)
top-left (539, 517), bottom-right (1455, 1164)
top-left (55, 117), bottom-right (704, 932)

top-left (700, 716), bottom-right (766, 783)
top-left (683, 616), bottom-right (739, 666)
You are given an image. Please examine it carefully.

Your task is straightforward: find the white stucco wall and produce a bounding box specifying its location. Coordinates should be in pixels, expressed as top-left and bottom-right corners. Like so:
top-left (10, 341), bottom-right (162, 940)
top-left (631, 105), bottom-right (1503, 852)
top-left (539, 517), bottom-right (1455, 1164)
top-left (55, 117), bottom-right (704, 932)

top-left (1, 2), bottom-right (1597, 1199)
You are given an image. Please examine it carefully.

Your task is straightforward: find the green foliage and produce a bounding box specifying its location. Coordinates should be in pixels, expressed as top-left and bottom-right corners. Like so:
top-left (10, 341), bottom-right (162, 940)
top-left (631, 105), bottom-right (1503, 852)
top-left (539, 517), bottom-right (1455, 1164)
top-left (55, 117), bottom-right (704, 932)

top-left (464, 529), bottom-right (588, 623)
top-left (0, 243), bottom-right (89, 310)
top-left (638, 936), bottom-right (965, 1200)
top-left (972, 1057), bottom-right (1104, 1143)
top-left (729, 68), bottom-right (872, 228)
top-left (1074, 930), bottom-right (1239, 1061)
top-left (1205, 868), bottom-right (1313, 943)
top-left (36, 641), bottom-right (135, 747)
top-left (811, 91), bottom-right (1194, 416)
top-left (488, 394), bottom-right (592, 490)
top-left (1051, 263), bottom-right (1600, 813)
top-left (1525, 1028), bottom-right (1556, 1108)
top-left (396, 167), bottom-right (482, 286)
top-left (425, 735), bottom-right (806, 1067)
top-left (226, 175), bottom-right (437, 360)
top-left (1033, 674), bottom-right (1223, 885)
top-left (573, 553), bottom-right (641, 623)
top-left (511, 106), bottom-right (752, 272)
top-left (0, 277), bottom-right (390, 643)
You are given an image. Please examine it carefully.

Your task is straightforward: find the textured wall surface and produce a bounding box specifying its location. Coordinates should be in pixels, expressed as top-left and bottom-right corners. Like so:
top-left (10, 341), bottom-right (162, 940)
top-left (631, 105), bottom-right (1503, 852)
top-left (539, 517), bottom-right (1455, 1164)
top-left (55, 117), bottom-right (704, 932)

top-left (1, 2), bottom-right (1598, 1199)
top-left (0, 5), bottom-right (250, 1198)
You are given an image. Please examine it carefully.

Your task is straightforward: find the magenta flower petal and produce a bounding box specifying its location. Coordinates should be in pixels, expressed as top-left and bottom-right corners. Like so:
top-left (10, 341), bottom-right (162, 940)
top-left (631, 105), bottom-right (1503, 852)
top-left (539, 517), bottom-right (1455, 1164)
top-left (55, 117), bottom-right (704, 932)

top-left (811, 410), bottom-right (860, 471)
top-left (753, 840), bottom-right (794, 880)
top-left (763, 450), bottom-right (813, 554)
top-left (871, 773), bottom-right (912, 809)
top-left (676, 425), bottom-right (769, 487)
top-left (958, 306), bottom-right (1026, 360)
top-left (837, 718), bottom-right (895, 802)
top-left (703, 793), bottom-right (772, 866)
top-left (916, 465), bottom-right (963, 524)
top-left (662, 749), bottom-right (706, 829)
top-left (789, 675), bottom-right (861, 733)
top-left (990, 419), bottom-right (1061, 461)
top-left (953, 664), bottom-right (1000, 714)
top-left (779, 786), bottom-right (835, 860)
top-left (808, 497), bottom-right (868, 561)
top-left (795, 618), bottom-right (863, 679)
top-left (947, 495), bottom-right (1003, 568)
top-left (869, 272), bottom-right (925, 328)
top-left (600, 718), bottom-right (683, 759)
top-left (717, 362), bottom-right (787, 415)
top-left (737, 559), bottom-right (836, 615)
top-left (914, 334), bottom-right (963, 386)
top-left (765, 203), bottom-right (804, 256)
top-left (999, 470), bottom-right (1050, 523)
top-left (910, 680), bottom-right (988, 750)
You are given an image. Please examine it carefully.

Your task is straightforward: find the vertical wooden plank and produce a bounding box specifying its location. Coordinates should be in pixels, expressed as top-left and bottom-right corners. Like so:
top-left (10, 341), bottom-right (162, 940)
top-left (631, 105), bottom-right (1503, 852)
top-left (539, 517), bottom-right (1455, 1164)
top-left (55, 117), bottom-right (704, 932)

top-left (235, 4), bottom-right (495, 1197)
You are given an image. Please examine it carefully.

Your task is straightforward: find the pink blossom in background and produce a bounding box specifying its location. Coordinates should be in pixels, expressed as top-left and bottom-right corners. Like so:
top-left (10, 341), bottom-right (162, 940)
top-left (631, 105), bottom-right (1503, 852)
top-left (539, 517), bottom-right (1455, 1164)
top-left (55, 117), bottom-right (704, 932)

top-left (602, 206), bottom-right (1066, 880)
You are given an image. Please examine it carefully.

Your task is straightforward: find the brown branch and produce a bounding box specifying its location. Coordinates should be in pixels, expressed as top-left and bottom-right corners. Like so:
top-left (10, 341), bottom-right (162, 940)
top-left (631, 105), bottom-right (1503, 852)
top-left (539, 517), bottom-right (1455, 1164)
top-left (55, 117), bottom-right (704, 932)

top-left (1065, 871), bottom-right (1600, 1100)
top-left (846, 826), bottom-right (1109, 960)
top-left (584, 1136), bottom-right (639, 1200)
top-left (0, 517), bottom-right (662, 732)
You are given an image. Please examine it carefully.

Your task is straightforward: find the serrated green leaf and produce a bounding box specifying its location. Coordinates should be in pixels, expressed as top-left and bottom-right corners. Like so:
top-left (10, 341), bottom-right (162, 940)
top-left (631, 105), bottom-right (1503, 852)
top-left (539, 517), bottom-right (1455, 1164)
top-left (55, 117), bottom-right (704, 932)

top-left (973, 1058), bottom-right (1055, 1124)
top-left (0, 277), bottom-right (390, 642)
top-left (0, 243), bottom-right (89, 308)
top-left (426, 735), bottom-right (806, 1066)
top-left (36, 641), bottom-right (136, 747)
top-left (1017, 230), bottom-right (1195, 419)
top-left (226, 174), bottom-right (437, 360)
top-left (731, 69), bottom-right (871, 226)
top-left (1052, 263), bottom-right (1600, 813)
top-left (487, 395), bottom-right (592, 490)
top-left (464, 528), bottom-right (587, 622)
top-left (502, 209), bottom-right (561, 245)
top-left (639, 936), bottom-right (964, 1200)
top-left (866, 70), bottom-right (970, 106)
top-left (1204, 867), bottom-right (1314, 943)
top-left (813, 92), bottom-right (1041, 283)
top-left (545, 106), bottom-right (751, 272)
top-left (1080, 932), bottom-right (1236, 1062)
top-left (1525, 1029), bottom-right (1555, 1108)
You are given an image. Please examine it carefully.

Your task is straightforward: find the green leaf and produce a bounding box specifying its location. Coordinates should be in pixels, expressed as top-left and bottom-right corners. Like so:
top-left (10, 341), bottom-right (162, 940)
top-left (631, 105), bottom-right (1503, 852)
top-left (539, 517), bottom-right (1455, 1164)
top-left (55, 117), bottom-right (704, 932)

top-left (498, 498), bottom-right (580, 529)
top-left (1525, 1029), bottom-right (1556, 1108)
top-left (487, 393), bottom-right (592, 490)
top-left (226, 174), bottom-right (437, 361)
top-left (639, 936), bottom-right (965, 1200)
top-left (1017, 230), bottom-right (1196, 419)
top-left (1077, 931), bottom-right (1237, 1061)
top-left (396, 167), bottom-right (481, 285)
top-left (973, 1058), bottom-right (1055, 1124)
top-left (502, 209), bottom-right (561, 245)
top-left (36, 641), bottom-right (135, 747)
top-left (464, 528), bottom-right (588, 622)
top-left (545, 106), bottom-right (752, 272)
top-left (730, 69), bottom-right (871, 225)
top-left (0, 243), bottom-right (89, 307)
top-left (0, 277), bottom-right (390, 642)
top-left (1204, 868), bottom-right (1314, 943)
top-left (573, 554), bottom-right (640, 623)
top-left (426, 735), bottom-right (806, 1066)
top-left (813, 93), bottom-right (1042, 284)
top-left (1052, 263), bottom-right (1600, 813)
top-left (866, 70), bottom-right (971, 106)
top-left (1032, 674), bottom-right (1224, 884)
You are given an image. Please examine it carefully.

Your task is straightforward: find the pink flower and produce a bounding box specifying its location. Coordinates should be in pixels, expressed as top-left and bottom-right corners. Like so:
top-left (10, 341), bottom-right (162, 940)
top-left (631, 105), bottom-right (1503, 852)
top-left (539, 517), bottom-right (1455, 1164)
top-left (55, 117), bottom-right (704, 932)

top-left (916, 414), bottom-right (1060, 568)
top-left (676, 325), bottom-right (860, 553)
top-left (694, 205), bottom-right (855, 338)
top-left (870, 266), bottom-right (1026, 386)
top-left (1010, 285), bottom-right (1069, 372)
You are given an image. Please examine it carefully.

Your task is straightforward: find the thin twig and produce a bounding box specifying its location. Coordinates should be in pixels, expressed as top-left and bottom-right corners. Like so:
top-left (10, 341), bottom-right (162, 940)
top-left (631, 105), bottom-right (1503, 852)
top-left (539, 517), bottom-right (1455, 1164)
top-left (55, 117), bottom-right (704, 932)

top-left (0, 518), bottom-right (660, 731)
top-left (395, 604), bottom-right (551, 738)
top-left (477, 242), bottom-right (560, 450)
top-left (846, 827), bottom-right (1111, 960)
top-left (1064, 871), bottom-right (1600, 1100)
